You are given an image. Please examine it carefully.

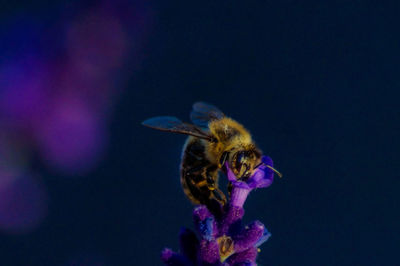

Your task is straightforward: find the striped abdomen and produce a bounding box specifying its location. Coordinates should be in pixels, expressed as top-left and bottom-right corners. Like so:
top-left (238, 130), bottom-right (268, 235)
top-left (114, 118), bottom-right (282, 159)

top-left (180, 137), bottom-right (226, 206)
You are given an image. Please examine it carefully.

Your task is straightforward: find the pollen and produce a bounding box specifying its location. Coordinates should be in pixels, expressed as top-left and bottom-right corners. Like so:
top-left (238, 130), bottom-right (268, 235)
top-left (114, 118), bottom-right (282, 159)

top-left (217, 235), bottom-right (235, 262)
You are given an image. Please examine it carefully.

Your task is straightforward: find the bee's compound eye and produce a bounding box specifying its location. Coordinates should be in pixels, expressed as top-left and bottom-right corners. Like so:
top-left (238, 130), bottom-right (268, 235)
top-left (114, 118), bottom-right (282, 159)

top-left (237, 152), bottom-right (245, 162)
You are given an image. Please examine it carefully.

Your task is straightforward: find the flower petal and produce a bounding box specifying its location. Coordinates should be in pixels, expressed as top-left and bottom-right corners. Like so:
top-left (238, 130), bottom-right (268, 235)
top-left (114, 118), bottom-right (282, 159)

top-left (193, 206), bottom-right (218, 239)
top-left (234, 221), bottom-right (265, 253)
top-left (247, 156), bottom-right (274, 189)
top-left (254, 227), bottom-right (271, 248)
top-left (226, 247), bottom-right (258, 265)
top-left (160, 248), bottom-right (191, 266)
top-left (225, 162), bottom-right (251, 189)
top-left (199, 239), bottom-right (220, 264)
top-left (262, 155), bottom-right (273, 167)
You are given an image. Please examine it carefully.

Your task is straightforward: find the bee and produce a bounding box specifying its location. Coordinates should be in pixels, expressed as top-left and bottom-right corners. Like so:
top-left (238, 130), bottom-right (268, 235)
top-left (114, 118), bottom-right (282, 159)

top-left (142, 102), bottom-right (280, 208)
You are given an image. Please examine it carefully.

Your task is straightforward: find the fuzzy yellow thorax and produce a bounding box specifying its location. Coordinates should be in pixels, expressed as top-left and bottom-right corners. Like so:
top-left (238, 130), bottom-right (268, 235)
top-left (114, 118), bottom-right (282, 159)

top-left (205, 117), bottom-right (253, 164)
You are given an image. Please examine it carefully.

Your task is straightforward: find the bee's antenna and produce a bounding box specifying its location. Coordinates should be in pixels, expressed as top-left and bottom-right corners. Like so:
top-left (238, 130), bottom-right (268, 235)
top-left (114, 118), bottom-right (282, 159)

top-left (265, 165), bottom-right (283, 178)
top-left (254, 162), bottom-right (263, 169)
top-left (254, 162), bottom-right (283, 178)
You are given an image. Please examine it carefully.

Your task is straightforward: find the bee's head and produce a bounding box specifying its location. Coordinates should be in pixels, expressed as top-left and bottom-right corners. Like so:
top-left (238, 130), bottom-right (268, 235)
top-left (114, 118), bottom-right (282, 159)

top-left (229, 148), bottom-right (261, 180)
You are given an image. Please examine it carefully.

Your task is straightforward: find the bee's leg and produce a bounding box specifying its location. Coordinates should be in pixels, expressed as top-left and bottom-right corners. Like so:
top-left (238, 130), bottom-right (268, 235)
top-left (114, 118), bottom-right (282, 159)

top-left (206, 173), bottom-right (226, 205)
top-left (212, 187), bottom-right (227, 205)
top-left (206, 174), bottom-right (216, 191)
top-left (218, 151), bottom-right (230, 168)
top-left (205, 167), bottom-right (218, 191)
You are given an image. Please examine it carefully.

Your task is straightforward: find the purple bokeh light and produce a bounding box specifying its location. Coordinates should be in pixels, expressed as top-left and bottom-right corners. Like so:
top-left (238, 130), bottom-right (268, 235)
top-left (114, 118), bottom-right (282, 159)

top-left (0, 58), bottom-right (49, 130)
top-left (0, 0), bottom-right (153, 175)
top-left (34, 97), bottom-right (106, 174)
top-left (0, 0), bottom-right (154, 235)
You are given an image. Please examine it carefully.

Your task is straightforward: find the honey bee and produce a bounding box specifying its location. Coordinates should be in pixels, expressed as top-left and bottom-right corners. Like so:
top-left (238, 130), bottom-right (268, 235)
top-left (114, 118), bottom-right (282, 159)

top-left (142, 102), bottom-right (280, 208)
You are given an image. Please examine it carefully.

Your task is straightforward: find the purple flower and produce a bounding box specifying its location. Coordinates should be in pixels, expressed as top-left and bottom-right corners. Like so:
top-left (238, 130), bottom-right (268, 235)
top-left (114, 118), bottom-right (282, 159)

top-left (227, 156), bottom-right (275, 190)
top-left (227, 156), bottom-right (275, 208)
top-left (161, 155), bottom-right (278, 265)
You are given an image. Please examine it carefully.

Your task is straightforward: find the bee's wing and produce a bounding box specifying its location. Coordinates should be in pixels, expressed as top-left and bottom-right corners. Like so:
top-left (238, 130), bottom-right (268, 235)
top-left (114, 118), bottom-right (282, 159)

top-left (190, 102), bottom-right (225, 127)
top-left (142, 116), bottom-right (216, 142)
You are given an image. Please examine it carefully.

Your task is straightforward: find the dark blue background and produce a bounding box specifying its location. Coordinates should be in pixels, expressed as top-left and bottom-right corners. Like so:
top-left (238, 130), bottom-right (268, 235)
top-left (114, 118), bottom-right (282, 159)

top-left (1, 1), bottom-right (398, 265)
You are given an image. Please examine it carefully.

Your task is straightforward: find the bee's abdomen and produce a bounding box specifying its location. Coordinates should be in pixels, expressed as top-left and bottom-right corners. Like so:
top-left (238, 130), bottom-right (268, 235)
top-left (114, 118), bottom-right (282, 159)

top-left (180, 137), bottom-right (219, 205)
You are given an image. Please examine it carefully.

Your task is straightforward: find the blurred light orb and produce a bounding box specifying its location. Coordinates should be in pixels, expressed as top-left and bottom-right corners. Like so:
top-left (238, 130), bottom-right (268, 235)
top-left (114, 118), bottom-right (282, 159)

top-left (0, 173), bottom-right (48, 234)
top-left (0, 59), bottom-right (48, 129)
top-left (35, 97), bottom-right (106, 174)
